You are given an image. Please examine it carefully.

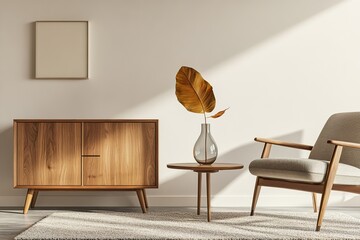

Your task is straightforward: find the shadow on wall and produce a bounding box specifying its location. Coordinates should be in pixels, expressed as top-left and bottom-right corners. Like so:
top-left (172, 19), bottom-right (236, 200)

top-left (159, 131), bottom-right (305, 196)
top-left (29, 22), bottom-right (35, 79)
top-left (0, 0), bottom-right (344, 203)
top-left (341, 195), bottom-right (360, 206)
top-left (0, 127), bottom-right (14, 195)
top-left (23, 0), bottom-right (343, 116)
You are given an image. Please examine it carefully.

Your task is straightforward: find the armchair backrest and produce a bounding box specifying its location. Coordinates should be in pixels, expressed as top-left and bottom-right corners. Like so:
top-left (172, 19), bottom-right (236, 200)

top-left (309, 112), bottom-right (360, 168)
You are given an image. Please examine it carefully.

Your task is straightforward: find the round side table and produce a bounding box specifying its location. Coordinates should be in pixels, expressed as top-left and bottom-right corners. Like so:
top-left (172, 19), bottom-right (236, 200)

top-left (167, 163), bottom-right (244, 222)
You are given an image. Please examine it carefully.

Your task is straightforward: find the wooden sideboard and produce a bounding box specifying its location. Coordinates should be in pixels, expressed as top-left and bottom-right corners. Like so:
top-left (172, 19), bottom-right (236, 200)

top-left (13, 119), bottom-right (158, 214)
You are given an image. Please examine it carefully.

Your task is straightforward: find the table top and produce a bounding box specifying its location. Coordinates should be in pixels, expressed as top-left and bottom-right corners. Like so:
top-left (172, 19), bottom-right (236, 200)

top-left (167, 163), bottom-right (244, 171)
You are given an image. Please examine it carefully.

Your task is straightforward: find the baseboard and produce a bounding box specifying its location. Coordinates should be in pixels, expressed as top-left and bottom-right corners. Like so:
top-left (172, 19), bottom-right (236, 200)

top-left (0, 194), bottom-right (359, 207)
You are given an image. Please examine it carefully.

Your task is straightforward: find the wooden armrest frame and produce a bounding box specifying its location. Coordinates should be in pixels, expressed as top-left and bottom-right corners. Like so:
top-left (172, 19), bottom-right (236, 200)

top-left (254, 137), bottom-right (313, 159)
top-left (327, 139), bottom-right (360, 149)
top-left (255, 137), bottom-right (313, 151)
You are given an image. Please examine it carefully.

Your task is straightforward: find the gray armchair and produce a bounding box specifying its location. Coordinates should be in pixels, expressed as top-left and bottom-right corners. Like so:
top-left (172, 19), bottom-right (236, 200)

top-left (249, 112), bottom-right (360, 231)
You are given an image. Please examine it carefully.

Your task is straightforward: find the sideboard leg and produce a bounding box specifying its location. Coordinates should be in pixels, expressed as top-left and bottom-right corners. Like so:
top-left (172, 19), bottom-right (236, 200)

top-left (142, 189), bottom-right (149, 208)
top-left (30, 190), bottom-right (39, 209)
top-left (23, 189), bottom-right (34, 214)
top-left (136, 190), bottom-right (147, 213)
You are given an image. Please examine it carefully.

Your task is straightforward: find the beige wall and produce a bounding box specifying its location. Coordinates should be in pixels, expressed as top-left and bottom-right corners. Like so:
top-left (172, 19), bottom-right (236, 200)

top-left (1, 0), bottom-right (360, 207)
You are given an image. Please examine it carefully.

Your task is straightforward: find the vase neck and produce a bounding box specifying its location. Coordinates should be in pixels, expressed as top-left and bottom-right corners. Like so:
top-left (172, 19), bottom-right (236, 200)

top-left (201, 123), bottom-right (210, 133)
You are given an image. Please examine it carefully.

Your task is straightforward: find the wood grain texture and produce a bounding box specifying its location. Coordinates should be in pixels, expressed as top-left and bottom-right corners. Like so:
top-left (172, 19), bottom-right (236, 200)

top-left (30, 190), bottom-right (39, 208)
top-left (167, 163), bottom-right (243, 172)
top-left (23, 189), bottom-right (34, 214)
top-left (83, 122), bottom-right (156, 186)
top-left (327, 139), bottom-right (360, 149)
top-left (136, 190), bottom-right (147, 213)
top-left (16, 122), bottom-right (82, 186)
top-left (250, 142), bottom-right (271, 216)
top-left (250, 177), bottom-right (261, 216)
top-left (316, 145), bottom-right (343, 231)
top-left (261, 143), bottom-right (272, 158)
top-left (255, 137), bottom-right (313, 151)
top-left (14, 119), bottom-right (158, 123)
top-left (197, 172), bottom-right (202, 215)
top-left (142, 189), bottom-right (148, 209)
top-left (168, 163), bottom-right (242, 222)
top-left (312, 193), bottom-right (317, 213)
top-left (13, 185), bottom-right (158, 190)
top-left (332, 184), bottom-right (360, 194)
top-left (14, 119), bottom-right (158, 214)
top-left (258, 178), bottom-right (324, 193)
top-left (206, 172), bottom-right (211, 222)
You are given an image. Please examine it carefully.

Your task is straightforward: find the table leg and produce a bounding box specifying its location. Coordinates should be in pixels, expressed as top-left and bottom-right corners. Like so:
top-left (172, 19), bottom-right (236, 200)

top-left (197, 172), bottom-right (202, 215)
top-left (206, 172), bottom-right (211, 222)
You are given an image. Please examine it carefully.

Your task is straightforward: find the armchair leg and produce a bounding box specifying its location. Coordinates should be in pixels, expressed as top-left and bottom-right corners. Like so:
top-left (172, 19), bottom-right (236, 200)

top-left (316, 145), bottom-right (342, 231)
top-left (250, 177), bottom-right (261, 216)
top-left (312, 193), bottom-right (317, 213)
top-left (316, 186), bottom-right (332, 231)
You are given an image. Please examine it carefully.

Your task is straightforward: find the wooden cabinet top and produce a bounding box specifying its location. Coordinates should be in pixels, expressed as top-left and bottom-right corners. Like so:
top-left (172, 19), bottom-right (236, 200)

top-left (14, 119), bottom-right (158, 123)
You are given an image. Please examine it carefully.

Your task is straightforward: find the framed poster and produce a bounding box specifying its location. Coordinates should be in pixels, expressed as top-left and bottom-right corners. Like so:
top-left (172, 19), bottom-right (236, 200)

top-left (35, 21), bottom-right (88, 79)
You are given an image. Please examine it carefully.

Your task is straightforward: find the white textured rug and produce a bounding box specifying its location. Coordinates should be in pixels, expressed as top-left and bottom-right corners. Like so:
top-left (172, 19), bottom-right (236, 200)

top-left (15, 210), bottom-right (360, 239)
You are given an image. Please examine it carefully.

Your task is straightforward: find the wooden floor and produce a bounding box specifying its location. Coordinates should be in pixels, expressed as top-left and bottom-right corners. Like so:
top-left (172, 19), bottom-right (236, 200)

top-left (0, 207), bottom-right (359, 240)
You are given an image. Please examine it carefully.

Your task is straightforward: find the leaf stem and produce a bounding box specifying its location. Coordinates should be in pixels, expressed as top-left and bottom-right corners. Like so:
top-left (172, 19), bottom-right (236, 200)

top-left (203, 112), bottom-right (207, 163)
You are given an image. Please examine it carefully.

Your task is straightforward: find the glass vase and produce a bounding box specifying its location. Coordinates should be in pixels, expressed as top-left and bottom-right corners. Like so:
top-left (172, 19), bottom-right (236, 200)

top-left (193, 123), bottom-right (218, 165)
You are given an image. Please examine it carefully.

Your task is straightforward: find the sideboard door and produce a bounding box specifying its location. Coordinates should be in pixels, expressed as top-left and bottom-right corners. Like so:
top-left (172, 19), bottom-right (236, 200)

top-left (16, 122), bottom-right (82, 186)
top-left (83, 122), bottom-right (156, 186)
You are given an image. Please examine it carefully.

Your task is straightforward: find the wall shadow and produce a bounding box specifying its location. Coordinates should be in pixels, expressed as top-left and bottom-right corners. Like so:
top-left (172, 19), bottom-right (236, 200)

top-left (0, 127), bottom-right (15, 195)
top-left (29, 22), bottom-right (35, 79)
top-left (159, 131), bottom-right (304, 196)
top-left (0, 0), bottom-right (345, 205)
top-left (22, 0), bottom-right (343, 116)
top-left (338, 195), bottom-right (360, 206)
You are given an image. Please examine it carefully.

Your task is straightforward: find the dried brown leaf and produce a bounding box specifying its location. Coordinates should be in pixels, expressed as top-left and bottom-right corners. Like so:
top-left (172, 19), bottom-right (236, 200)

top-left (175, 66), bottom-right (216, 113)
top-left (208, 108), bottom-right (229, 118)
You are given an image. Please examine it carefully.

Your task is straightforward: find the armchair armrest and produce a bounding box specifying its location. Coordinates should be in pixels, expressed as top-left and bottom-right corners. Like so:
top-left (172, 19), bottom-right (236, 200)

top-left (255, 137), bottom-right (313, 151)
top-left (327, 139), bottom-right (360, 149)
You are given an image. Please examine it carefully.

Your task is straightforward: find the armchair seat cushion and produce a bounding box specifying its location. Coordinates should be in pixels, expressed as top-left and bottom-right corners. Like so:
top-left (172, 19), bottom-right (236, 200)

top-left (249, 158), bottom-right (360, 185)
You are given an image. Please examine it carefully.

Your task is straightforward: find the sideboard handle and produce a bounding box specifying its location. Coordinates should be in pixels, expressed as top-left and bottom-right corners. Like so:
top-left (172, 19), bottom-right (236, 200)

top-left (82, 155), bottom-right (101, 157)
